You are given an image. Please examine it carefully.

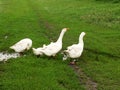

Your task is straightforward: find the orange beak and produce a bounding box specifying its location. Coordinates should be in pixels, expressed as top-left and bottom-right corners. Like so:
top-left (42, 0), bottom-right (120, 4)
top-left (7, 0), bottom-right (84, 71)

top-left (66, 28), bottom-right (69, 30)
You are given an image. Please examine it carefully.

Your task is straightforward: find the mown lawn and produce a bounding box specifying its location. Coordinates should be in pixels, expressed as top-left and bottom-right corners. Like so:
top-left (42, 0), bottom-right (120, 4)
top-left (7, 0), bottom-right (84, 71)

top-left (0, 0), bottom-right (120, 90)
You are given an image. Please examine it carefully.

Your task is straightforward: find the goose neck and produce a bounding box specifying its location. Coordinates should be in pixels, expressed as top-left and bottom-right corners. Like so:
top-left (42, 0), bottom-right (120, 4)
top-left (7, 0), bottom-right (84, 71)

top-left (79, 35), bottom-right (84, 44)
top-left (57, 30), bottom-right (66, 43)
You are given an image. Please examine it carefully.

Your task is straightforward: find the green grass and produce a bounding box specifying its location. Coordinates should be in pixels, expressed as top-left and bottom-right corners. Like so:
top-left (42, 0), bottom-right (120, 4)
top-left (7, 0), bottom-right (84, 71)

top-left (0, 0), bottom-right (120, 90)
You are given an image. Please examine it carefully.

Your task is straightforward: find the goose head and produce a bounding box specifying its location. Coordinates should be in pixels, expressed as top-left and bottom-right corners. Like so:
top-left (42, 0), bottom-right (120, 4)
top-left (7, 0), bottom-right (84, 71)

top-left (56, 28), bottom-right (69, 43)
top-left (62, 28), bottom-right (69, 32)
top-left (79, 32), bottom-right (86, 40)
top-left (80, 32), bottom-right (86, 37)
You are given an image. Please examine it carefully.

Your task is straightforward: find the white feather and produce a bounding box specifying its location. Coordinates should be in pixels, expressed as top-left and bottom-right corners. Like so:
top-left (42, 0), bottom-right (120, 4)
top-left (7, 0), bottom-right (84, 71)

top-left (63, 32), bottom-right (86, 60)
top-left (33, 28), bottom-right (69, 56)
top-left (10, 38), bottom-right (32, 53)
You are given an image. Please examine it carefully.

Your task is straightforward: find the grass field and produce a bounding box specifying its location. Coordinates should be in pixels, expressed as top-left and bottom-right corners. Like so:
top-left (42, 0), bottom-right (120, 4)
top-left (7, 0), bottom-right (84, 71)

top-left (0, 0), bottom-right (120, 90)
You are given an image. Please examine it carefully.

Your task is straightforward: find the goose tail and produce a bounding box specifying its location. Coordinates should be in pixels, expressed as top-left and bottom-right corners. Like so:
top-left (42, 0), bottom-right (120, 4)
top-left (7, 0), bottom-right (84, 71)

top-left (10, 46), bottom-right (14, 49)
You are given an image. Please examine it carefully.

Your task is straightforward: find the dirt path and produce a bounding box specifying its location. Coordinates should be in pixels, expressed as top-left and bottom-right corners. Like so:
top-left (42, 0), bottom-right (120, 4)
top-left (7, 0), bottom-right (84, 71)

top-left (70, 64), bottom-right (97, 90)
top-left (27, 0), bottom-right (56, 42)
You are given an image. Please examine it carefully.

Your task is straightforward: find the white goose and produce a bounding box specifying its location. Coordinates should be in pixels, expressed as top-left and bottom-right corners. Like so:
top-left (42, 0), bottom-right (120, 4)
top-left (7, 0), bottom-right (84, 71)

top-left (33, 28), bottom-right (69, 56)
top-left (10, 38), bottom-right (32, 53)
top-left (63, 32), bottom-right (86, 64)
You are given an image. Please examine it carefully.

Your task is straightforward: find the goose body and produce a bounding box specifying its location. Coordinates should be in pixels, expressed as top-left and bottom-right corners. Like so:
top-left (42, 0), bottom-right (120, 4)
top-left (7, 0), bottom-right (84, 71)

top-left (10, 38), bottom-right (32, 53)
top-left (40, 41), bottom-right (62, 56)
top-left (33, 28), bottom-right (69, 56)
top-left (63, 32), bottom-right (86, 61)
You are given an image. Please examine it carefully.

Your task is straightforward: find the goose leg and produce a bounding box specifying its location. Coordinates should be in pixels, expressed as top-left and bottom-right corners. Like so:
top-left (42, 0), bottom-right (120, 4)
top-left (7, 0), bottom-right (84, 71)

top-left (37, 55), bottom-right (40, 58)
top-left (48, 56), bottom-right (54, 60)
top-left (70, 59), bottom-right (76, 65)
top-left (19, 52), bottom-right (24, 56)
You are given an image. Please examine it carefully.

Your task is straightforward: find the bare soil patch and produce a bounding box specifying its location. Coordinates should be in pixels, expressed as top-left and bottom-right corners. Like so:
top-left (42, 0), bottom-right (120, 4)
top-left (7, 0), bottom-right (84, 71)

top-left (70, 64), bottom-right (98, 90)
